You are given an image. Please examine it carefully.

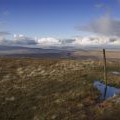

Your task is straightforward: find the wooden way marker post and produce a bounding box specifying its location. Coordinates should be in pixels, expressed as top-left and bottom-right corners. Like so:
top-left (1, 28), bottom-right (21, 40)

top-left (103, 49), bottom-right (107, 99)
top-left (103, 49), bottom-right (107, 86)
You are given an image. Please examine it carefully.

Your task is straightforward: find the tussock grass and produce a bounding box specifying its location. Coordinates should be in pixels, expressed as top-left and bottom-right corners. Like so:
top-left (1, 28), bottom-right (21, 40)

top-left (0, 58), bottom-right (120, 120)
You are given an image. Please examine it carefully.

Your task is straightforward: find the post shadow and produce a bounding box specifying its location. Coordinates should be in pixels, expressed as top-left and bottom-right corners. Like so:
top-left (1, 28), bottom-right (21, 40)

top-left (103, 85), bottom-right (107, 100)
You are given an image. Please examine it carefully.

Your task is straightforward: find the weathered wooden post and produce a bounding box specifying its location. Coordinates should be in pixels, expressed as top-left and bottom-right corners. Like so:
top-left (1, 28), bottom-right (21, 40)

top-left (103, 49), bottom-right (107, 99)
top-left (103, 49), bottom-right (107, 86)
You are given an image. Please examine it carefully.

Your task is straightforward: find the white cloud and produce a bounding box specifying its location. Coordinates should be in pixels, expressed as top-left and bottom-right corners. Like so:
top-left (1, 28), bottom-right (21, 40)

top-left (37, 37), bottom-right (61, 47)
top-left (72, 35), bottom-right (120, 47)
top-left (13, 34), bottom-right (37, 45)
top-left (0, 33), bottom-right (62, 47)
top-left (0, 31), bottom-right (11, 45)
top-left (77, 14), bottom-right (120, 37)
top-left (0, 32), bottom-right (120, 49)
top-left (75, 13), bottom-right (120, 48)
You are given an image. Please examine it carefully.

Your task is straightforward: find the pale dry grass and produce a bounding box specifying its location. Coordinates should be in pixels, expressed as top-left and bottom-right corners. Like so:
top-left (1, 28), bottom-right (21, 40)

top-left (0, 58), bottom-right (120, 120)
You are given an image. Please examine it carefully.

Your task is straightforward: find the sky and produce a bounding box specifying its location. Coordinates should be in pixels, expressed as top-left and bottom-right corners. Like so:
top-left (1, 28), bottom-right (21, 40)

top-left (0, 0), bottom-right (120, 48)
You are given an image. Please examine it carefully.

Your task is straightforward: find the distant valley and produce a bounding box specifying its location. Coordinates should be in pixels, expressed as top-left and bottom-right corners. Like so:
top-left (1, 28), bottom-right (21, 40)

top-left (0, 45), bottom-right (120, 60)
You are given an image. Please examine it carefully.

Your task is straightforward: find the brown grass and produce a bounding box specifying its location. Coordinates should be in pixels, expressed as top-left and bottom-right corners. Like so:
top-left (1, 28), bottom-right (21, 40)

top-left (0, 58), bottom-right (120, 120)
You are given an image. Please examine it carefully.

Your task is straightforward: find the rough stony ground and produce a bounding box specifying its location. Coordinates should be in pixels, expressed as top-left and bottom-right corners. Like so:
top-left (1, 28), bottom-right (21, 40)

top-left (0, 58), bottom-right (120, 120)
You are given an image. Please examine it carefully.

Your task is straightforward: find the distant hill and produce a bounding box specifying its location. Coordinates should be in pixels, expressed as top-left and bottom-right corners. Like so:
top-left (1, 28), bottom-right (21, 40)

top-left (0, 45), bottom-right (119, 60)
top-left (0, 45), bottom-right (65, 54)
top-left (0, 45), bottom-right (71, 58)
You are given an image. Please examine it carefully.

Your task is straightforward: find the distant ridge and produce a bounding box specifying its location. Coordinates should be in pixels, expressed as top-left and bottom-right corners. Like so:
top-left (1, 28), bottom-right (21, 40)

top-left (0, 45), bottom-right (65, 54)
top-left (0, 45), bottom-right (71, 58)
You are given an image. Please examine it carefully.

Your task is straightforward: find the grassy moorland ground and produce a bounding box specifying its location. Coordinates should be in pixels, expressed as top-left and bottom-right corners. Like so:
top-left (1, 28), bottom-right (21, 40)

top-left (72, 50), bottom-right (120, 60)
top-left (0, 58), bottom-right (120, 120)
